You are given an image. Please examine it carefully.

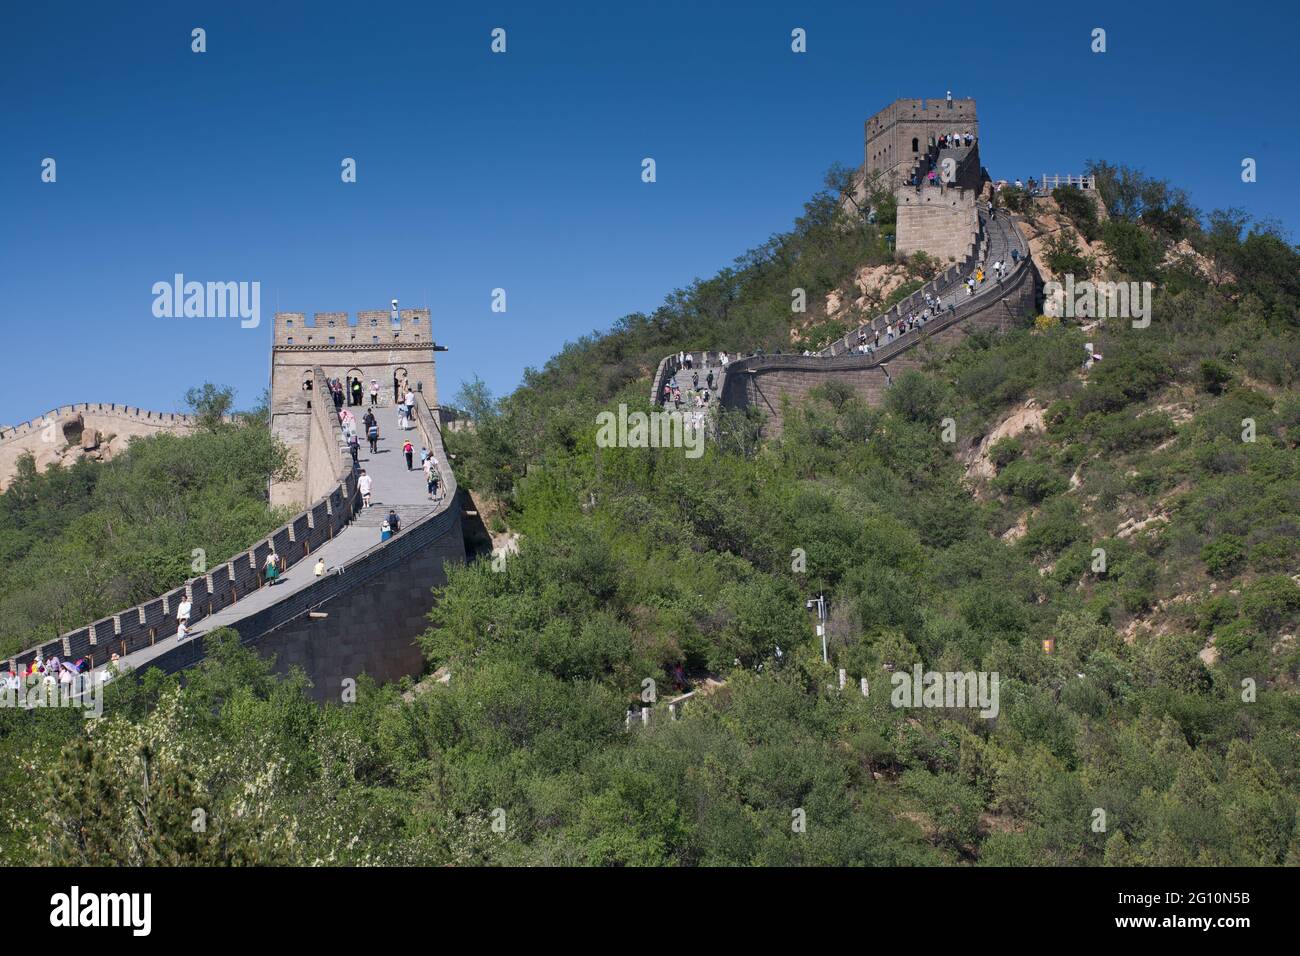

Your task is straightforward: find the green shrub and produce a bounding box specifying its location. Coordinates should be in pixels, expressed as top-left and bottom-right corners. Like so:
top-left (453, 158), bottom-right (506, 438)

top-left (988, 436), bottom-right (1023, 469)
top-left (1195, 596), bottom-right (1238, 634)
top-left (1249, 535), bottom-right (1297, 572)
top-left (1094, 411), bottom-right (1176, 452)
top-left (1213, 618), bottom-right (1258, 657)
top-left (993, 460), bottom-right (1067, 503)
top-left (1199, 359), bottom-right (1233, 395)
top-left (1200, 535), bottom-right (1245, 577)
top-left (1240, 576), bottom-right (1300, 632)
top-left (1052, 187), bottom-right (1102, 242)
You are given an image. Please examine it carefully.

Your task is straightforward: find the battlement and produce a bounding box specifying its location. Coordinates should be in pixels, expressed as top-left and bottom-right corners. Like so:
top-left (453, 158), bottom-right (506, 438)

top-left (867, 97), bottom-right (977, 129)
top-left (865, 96), bottom-right (979, 181)
top-left (273, 308), bottom-right (433, 347)
top-left (0, 404), bottom-right (206, 444)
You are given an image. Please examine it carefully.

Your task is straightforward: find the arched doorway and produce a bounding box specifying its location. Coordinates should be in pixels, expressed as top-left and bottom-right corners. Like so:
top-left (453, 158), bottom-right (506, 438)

top-left (393, 367), bottom-right (409, 405)
top-left (346, 367), bottom-right (363, 406)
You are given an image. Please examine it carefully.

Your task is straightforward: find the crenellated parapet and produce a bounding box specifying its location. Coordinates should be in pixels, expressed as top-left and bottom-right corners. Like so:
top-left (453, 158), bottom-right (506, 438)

top-left (273, 309), bottom-right (434, 348)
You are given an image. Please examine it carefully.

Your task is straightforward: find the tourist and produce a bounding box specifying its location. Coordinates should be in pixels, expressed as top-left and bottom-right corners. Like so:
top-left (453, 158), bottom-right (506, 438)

top-left (684, 353), bottom-right (693, 370)
top-left (176, 619), bottom-right (189, 642)
top-left (706, 370), bottom-right (714, 390)
top-left (387, 509), bottom-right (401, 534)
top-left (349, 432), bottom-right (360, 466)
top-left (367, 420), bottom-right (379, 453)
top-left (314, 557), bottom-right (326, 577)
top-left (405, 387), bottom-right (416, 419)
top-left (264, 550), bottom-right (281, 586)
top-left (358, 469), bottom-right (373, 508)
top-left (403, 439), bottom-right (414, 469)
top-left (176, 594), bottom-right (191, 627)
top-left (351, 378), bottom-right (362, 406)
top-left (369, 379), bottom-right (379, 406)
top-left (419, 446), bottom-right (429, 466)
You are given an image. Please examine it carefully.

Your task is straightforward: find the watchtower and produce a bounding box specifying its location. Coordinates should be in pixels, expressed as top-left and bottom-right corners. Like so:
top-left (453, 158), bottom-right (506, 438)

top-left (864, 95), bottom-right (979, 184)
top-left (268, 305), bottom-right (442, 508)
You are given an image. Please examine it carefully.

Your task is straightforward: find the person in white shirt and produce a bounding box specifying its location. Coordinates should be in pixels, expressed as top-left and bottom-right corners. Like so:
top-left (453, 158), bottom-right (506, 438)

top-left (176, 619), bottom-right (189, 642)
top-left (176, 596), bottom-right (192, 624)
top-left (358, 470), bottom-right (373, 508)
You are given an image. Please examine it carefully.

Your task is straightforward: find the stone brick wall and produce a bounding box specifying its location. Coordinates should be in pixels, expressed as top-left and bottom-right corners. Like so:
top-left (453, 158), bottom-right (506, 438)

top-left (270, 308), bottom-right (441, 509)
top-left (897, 184), bottom-right (979, 262)
top-left (865, 97), bottom-right (978, 183)
top-left (119, 392), bottom-right (465, 702)
top-left (719, 258), bottom-right (1039, 437)
top-left (13, 388), bottom-right (466, 701)
top-left (0, 404), bottom-right (228, 492)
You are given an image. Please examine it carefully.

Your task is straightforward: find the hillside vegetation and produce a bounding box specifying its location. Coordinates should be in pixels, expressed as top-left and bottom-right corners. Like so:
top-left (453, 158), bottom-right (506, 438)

top-left (2, 165), bottom-right (1298, 866)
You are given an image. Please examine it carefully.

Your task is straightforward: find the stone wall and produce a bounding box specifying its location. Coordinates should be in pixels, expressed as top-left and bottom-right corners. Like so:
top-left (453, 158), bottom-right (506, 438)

top-left (719, 258), bottom-right (1039, 437)
top-left (896, 183), bottom-right (979, 262)
top-left (7, 367), bottom-right (358, 675)
top-left (270, 308), bottom-right (441, 509)
top-left (865, 96), bottom-right (978, 183)
top-left (20, 389), bottom-right (466, 702)
top-left (0, 404), bottom-right (221, 492)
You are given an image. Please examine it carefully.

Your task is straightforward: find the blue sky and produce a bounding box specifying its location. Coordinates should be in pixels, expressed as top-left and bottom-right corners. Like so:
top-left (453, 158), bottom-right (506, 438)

top-left (1, 0), bottom-right (1293, 425)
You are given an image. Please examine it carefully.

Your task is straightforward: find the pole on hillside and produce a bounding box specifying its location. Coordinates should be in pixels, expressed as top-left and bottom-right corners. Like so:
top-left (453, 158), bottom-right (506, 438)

top-left (806, 594), bottom-right (828, 663)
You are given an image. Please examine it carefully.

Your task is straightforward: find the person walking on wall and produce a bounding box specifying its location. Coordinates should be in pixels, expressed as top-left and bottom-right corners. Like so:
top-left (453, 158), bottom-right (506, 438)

top-left (358, 469), bottom-right (373, 509)
top-left (351, 378), bottom-right (363, 407)
top-left (349, 432), bottom-right (360, 466)
top-left (403, 439), bottom-right (414, 470)
top-left (264, 550), bottom-right (281, 586)
top-left (424, 455), bottom-right (438, 501)
top-left (369, 379), bottom-right (379, 406)
top-left (368, 420), bottom-right (379, 454)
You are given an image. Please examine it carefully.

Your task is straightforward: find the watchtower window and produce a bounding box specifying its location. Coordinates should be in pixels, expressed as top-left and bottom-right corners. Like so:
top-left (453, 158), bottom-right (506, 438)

top-left (328, 320), bottom-right (335, 327)
top-left (287, 337), bottom-right (294, 345)
top-left (286, 320), bottom-right (293, 327)
top-left (372, 335), bottom-right (379, 343)
top-left (328, 336), bottom-right (336, 344)
top-left (370, 318), bottom-right (377, 327)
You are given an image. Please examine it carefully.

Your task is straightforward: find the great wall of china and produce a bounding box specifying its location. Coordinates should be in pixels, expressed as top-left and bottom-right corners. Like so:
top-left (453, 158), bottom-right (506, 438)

top-left (653, 96), bottom-right (1042, 434)
top-left (8, 311), bottom-right (467, 703)
top-left (0, 404), bottom-right (225, 491)
top-left (9, 95), bottom-right (1046, 699)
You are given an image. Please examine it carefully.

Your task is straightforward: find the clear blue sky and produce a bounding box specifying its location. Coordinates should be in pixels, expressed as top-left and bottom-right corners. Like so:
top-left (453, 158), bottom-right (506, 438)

top-left (1, 0), bottom-right (1293, 425)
